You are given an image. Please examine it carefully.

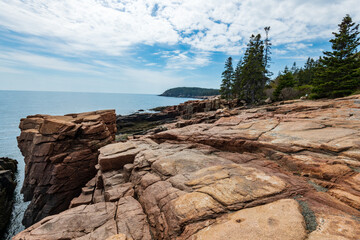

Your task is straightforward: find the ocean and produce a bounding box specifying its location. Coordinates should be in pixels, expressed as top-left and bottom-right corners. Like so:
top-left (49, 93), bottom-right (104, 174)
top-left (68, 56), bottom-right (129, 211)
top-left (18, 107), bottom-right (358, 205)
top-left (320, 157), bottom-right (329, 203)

top-left (0, 90), bottom-right (194, 239)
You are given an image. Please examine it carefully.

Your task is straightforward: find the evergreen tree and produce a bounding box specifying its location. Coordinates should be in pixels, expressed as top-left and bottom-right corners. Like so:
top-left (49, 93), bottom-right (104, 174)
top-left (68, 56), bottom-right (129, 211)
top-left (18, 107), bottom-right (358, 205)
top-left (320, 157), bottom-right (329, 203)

top-left (264, 26), bottom-right (273, 80)
top-left (312, 14), bottom-right (360, 98)
top-left (273, 66), bottom-right (296, 100)
top-left (238, 34), bottom-right (267, 103)
top-left (232, 59), bottom-right (242, 98)
top-left (220, 57), bottom-right (234, 99)
top-left (298, 58), bottom-right (318, 86)
top-left (291, 62), bottom-right (299, 74)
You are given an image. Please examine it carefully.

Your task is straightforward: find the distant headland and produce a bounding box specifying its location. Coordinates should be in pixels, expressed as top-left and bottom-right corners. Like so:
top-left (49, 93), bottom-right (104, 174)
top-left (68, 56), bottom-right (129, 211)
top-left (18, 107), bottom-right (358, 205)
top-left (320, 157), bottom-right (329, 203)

top-left (159, 87), bottom-right (220, 98)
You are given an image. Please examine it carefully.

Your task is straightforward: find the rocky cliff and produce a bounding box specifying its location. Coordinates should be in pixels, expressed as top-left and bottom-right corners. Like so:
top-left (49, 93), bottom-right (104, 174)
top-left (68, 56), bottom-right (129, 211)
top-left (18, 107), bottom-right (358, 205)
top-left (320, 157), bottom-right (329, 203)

top-left (17, 110), bottom-right (116, 227)
top-left (14, 96), bottom-right (360, 239)
top-left (0, 157), bottom-right (17, 237)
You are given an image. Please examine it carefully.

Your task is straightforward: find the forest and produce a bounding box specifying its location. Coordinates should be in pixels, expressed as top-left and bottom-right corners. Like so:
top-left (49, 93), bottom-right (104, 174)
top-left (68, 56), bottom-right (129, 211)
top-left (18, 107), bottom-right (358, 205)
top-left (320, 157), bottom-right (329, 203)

top-left (220, 14), bottom-right (360, 103)
top-left (160, 87), bottom-right (220, 98)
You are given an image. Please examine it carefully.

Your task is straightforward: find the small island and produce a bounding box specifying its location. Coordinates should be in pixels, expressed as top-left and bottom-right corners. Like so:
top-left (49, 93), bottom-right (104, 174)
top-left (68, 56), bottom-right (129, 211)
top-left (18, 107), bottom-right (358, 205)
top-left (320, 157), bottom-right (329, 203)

top-left (160, 87), bottom-right (219, 98)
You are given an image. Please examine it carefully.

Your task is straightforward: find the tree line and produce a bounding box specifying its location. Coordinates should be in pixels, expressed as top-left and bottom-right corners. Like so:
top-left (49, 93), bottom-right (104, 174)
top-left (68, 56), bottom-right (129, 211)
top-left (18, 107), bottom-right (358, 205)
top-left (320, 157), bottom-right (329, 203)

top-left (220, 14), bottom-right (360, 103)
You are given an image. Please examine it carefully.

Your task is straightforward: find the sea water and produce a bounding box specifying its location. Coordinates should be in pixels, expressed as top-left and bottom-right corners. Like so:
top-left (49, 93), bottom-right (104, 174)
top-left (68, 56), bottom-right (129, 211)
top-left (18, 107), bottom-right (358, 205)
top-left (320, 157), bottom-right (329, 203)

top-left (0, 90), bottom-right (194, 239)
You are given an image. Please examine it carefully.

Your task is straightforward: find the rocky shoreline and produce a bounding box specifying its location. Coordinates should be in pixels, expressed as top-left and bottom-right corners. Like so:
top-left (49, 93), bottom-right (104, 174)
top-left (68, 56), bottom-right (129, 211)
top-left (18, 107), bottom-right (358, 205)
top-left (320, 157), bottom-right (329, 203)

top-left (116, 97), bottom-right (242, 137)
top-left (0, 157), bottom-right (17, 238)
top-left (13, 95), bottom-right (360, 239)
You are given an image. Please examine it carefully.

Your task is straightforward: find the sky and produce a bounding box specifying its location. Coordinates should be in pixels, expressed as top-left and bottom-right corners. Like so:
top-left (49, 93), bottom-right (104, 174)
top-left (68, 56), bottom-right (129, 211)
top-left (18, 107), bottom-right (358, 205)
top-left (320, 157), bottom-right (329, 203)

top-left (0, 0), bottom-right (359, 94)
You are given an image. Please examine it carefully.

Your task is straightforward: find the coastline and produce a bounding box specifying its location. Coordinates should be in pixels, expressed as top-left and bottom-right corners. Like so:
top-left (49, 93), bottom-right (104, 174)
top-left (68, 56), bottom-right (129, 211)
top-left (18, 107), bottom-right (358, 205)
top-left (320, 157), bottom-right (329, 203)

top-left (0, 90), bottom-right (195, 239)
top-left (158, 94), bottom-right (220, 99)
top-left (8, 94), bottom-right (360, 239)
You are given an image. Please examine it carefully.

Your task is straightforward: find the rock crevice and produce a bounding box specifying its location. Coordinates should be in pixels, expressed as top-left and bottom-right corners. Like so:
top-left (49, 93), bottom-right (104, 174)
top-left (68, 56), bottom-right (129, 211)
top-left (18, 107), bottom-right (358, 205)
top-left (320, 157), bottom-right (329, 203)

top-left (14, 95), bottom-right (360, 239)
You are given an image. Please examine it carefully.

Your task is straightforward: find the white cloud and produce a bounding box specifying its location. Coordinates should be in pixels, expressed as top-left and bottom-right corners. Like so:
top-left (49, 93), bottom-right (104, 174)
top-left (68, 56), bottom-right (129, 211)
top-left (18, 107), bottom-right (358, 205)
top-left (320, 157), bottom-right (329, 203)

top-left (0, 49), bottom-right (186, 94)
top-left (145, 63), bottom-right (157, 66)
top-left (0, 0), bottom-right (359, 93)
top-left (0, 0), bottom-right (358, 56)
top-left (286, 43), bottom-right (313, 51)
top-left (157, 50), bottom-right (211, 69)
top-left (0, 50), bottom-right (100, 73)
top-left (0, 66), bottom-right (24, 74)
top-left (273, 49), bottom-right (288, 55)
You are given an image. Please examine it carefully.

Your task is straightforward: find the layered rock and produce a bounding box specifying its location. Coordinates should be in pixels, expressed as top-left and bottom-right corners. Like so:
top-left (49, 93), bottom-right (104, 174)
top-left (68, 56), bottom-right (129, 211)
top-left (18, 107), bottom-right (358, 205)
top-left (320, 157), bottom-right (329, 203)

top-left (161, 97), bottom-right (240, 119)
top-left (117, 97), bottom-right (241, 136)
top-left (0, 157), bottom-right (17, 236)
top-left (14, 95), bottom-right (360, 239)
top-left (17, 110), bottom-right (116, 227)
top-left (13, 197), bottom-right (151, 240)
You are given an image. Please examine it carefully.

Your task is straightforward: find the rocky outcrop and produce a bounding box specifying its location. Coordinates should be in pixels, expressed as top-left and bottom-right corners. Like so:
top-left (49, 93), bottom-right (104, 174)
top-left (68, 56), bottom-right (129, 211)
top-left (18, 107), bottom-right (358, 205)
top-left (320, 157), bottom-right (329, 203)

top-left (13, 197), bottom-right (151, 240)
top-left (117, 97), bottom-right (241, 136)
top-left (161, 97), bottom-right (240, 119)
top-left (14, 95), bottom-right (360, 239)
top-left (0, 157), bottom-right (17, 236)
top-left (17, 110), bottom-right (116, 227)
top-left (116, 112), bottom-right (177, 136)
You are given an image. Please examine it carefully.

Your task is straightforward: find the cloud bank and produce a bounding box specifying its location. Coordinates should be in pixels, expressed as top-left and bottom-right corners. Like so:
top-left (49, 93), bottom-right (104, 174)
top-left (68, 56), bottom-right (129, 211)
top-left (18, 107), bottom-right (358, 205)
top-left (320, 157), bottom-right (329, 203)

top-left (0, 0), bottom-right (359, 92)
top-left (1, 0), bottom-right (359, 55)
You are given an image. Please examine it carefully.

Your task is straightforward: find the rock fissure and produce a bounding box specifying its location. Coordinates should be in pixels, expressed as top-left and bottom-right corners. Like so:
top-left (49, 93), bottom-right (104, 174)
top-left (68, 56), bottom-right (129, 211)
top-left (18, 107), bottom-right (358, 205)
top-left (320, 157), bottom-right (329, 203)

top-left (14, 95), bottom-right (360, 239)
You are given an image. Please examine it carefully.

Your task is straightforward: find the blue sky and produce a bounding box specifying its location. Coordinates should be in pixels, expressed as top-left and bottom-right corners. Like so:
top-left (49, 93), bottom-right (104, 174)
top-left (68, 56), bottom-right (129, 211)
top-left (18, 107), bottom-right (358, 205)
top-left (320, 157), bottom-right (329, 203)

top-left (0, 0), bottom-right (359, 94)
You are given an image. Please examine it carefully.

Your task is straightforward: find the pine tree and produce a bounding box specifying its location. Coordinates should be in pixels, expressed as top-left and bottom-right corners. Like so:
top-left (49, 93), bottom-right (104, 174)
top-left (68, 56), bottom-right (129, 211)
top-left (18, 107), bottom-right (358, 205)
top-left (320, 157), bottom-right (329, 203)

top-left (238, 34), bottom-right (267, 103)
top-left (274, 66), bottom-right (296, 100)
top-left (291, 62), bottom-right (299, 74)
top-left (312, 14), bottom-right (360, 98)
top-left (298, 58), bottom-right (318, 86)
top-left (264, 26), bottom-right (272, 80)
top-left (232, 59), bottom-right (242, 98)
top-left (220, 57), bottom-right (234, 99)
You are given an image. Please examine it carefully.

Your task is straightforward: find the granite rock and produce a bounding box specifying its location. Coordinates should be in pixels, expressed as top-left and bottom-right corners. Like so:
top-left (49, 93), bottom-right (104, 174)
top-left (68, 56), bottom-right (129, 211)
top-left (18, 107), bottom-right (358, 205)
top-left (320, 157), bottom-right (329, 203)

top-left (17, 110), bottom-right (116, 227)
top-left (14, 95), bottom-right (360, 239)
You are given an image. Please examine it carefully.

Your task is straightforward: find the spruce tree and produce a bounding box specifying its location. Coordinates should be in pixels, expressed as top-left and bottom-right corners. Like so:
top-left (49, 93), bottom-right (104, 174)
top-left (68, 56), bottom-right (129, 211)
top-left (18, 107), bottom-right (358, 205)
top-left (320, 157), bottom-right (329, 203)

top-left (232, 59), bottom-right (242, 98)
top-left (298, 58), bottom-right (318, 86)
top-left (274, 66), bottom-right (296, 100)
top-left (220, 57), bottom-right (234, 99)
top-left (312, 14), bottom-right (360, 98)
top-left (264, 26), bottom-right (272, 80)
top-left (238, 34), bottom-right (267, 103)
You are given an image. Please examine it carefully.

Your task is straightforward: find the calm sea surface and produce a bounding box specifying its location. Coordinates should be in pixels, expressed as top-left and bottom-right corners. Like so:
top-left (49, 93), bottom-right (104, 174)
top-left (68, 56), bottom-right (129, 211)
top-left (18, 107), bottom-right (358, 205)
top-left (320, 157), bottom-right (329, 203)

top-left (0, 90), bottom-right (194, 239)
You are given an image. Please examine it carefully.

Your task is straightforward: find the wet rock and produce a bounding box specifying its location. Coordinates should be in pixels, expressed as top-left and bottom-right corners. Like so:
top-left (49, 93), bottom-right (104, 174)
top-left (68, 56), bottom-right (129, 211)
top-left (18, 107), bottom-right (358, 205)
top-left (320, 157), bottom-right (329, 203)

top-left (0, 157), bottom-right (17, 236)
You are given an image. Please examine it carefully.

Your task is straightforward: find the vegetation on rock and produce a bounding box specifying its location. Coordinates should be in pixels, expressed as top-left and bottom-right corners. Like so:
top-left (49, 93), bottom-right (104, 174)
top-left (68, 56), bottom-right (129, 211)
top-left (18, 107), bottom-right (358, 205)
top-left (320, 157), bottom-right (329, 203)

top-left (221, 15), bottom-right (360, 102)
top-left (312, 14), bottom-right (360, 98)
top-left (221, 28), bottom-right (271, 103)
